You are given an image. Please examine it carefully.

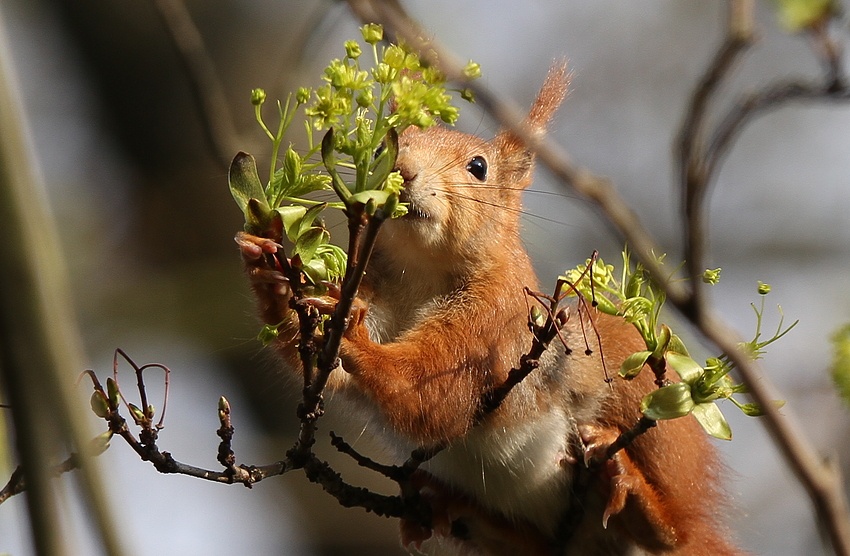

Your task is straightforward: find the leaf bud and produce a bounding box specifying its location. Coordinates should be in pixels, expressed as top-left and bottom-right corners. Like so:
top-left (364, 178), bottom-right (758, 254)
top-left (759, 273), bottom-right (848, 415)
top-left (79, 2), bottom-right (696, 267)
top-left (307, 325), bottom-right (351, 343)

top-left (128, 403), bottom-right (146, 424)
top-left (90, 391), bottom-right (110, 419)
top-left (106, 377), bottom-right (120, 408)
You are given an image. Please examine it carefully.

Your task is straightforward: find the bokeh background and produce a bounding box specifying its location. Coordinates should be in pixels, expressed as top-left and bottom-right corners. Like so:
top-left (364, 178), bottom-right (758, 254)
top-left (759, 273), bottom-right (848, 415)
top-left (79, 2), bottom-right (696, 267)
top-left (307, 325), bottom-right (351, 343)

top-left (1, 1), bottom-right (849, 554)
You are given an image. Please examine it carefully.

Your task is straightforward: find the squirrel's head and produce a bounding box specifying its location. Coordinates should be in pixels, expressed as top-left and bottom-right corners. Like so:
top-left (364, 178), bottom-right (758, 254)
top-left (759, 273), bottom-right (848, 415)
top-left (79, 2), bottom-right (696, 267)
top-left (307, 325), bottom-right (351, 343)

top-left (376, 63), bottom-right (570, 274)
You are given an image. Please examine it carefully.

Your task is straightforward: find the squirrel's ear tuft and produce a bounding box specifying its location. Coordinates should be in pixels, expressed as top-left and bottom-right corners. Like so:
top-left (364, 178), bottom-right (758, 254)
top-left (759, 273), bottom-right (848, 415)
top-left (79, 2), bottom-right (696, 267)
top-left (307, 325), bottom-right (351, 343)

top-left (495, 61), bottom-right (570, 188)
top-left (526, 61), bottom-right (570, 134)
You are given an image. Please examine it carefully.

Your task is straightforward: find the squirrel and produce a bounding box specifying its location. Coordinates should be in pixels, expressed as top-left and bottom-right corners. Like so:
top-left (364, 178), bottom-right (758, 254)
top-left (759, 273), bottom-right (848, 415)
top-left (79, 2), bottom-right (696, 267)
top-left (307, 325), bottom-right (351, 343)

top-left (236, 64), bottom-right (741, 555)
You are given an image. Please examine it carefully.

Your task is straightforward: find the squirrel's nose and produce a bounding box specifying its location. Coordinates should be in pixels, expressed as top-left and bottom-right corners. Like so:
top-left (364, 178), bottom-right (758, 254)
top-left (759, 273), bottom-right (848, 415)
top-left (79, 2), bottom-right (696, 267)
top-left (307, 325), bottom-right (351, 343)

top-left (394, 165), bottom-right (417, 186)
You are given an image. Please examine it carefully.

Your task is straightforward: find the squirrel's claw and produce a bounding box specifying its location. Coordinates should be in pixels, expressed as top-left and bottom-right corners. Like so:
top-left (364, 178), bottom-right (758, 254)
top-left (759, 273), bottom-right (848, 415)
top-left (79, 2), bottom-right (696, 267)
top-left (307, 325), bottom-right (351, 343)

top-left (235, 231), bottom-right (282, 261)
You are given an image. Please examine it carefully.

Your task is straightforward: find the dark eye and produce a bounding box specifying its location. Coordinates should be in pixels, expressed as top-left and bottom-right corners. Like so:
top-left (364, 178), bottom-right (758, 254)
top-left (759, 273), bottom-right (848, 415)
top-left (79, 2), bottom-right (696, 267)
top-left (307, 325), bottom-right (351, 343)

top-left (466, 156), bottom-right (488, 181)
top-left (374, 143), bottom-right (385, 160)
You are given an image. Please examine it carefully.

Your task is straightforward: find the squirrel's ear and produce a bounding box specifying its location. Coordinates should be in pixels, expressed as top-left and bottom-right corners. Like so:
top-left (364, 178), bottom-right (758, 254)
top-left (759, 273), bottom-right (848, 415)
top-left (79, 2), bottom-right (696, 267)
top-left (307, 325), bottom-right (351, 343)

top-left (495, 62), bottom-right (570, 188)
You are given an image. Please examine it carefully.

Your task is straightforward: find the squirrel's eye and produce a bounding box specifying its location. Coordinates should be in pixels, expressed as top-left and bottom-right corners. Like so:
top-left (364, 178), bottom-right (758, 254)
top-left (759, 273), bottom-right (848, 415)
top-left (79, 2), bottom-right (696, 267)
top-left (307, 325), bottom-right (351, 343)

top-left (466, 156), bottom-right (488, 181)
top-left (374, 143), bottom-right (386, 160)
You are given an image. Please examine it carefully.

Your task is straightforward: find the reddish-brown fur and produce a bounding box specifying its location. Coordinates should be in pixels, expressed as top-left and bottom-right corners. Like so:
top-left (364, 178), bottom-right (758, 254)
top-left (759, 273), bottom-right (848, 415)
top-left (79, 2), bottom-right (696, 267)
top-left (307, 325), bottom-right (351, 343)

top-left (237, 64), bottom-right (741, 555)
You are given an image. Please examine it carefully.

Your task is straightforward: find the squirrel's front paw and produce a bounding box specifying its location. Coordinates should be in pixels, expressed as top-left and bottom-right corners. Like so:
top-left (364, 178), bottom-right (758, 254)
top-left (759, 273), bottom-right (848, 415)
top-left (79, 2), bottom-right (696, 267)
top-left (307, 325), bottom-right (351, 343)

top-left (579, 423), bottom-right (677, 550)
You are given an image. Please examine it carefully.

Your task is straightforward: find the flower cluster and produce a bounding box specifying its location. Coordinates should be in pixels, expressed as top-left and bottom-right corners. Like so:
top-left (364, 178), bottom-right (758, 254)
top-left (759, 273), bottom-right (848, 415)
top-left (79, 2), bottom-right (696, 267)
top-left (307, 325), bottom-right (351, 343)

top-left (228, 24), bottom-right (479, 286)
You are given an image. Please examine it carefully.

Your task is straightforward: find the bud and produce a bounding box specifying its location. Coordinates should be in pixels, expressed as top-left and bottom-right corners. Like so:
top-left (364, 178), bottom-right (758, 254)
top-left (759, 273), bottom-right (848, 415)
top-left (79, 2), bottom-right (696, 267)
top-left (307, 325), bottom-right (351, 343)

top-left (128, 403), bottom-right (146, 424)
top-left (757, 281), bottom-right (771, 295)
top-left (90, 431), bottom-right (114, 455)
top-left (529, 305), bottom-right (545, 328)
top-left (384, 45), bottom-right (406, 69)
top-left (106, 377), bottom-right (120, 408)
top-left (360, 23), bottom-right (383, 45)
top-left (702, 268), bottom-right (721, 285)
top-left (382, 192), bottom-right (399, 218)
top-left (459, 88), bottom-right (476, 103)
top-left (364, 197), bottom-right (377, 216)
top-left (372, 62), bottom-right (393, 84)
top-left (296, 87), bottom-right (311, 104)
top-left (462, 60), bottom-right (482, 80)
top-left (251, 88), bottom-right (267, 106)
top-left (344, 40), bottom-right (362, 59)
top-left (90, 391), bottom-right (110, 419)
top-left (356, 89), bottom-right (374, 108)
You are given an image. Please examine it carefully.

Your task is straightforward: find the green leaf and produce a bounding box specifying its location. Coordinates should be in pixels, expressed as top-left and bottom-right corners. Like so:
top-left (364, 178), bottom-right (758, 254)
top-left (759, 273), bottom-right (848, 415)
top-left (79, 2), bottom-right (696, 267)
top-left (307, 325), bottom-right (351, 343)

top-left (592, 294), bottom-right (619, 316)
top-left (298, 202), bottom-right (328, 237)
top-left (247, 198), bottom-right (271, 231)
top-left (294, 227), bottom-right (329, 264)
top-left (666, 352), bottom-right (704, 383)
top-left (620, 350), bottom-right (652, 379)
top-left (349, 189), bottom-right (393, 207)
top-left (366, 128), bottom-right (399, 191)
top-left (229, 152), bottom-right (269, 216)
top-left (302, 258), bottom-right (330, 284)
top-left (737, 402), bottom-right (766, 417)
top-left (640, 382), bottom-right (695, 420)
top-left (651, 323), bottom-right (672, 358)
top-left (667, 334), bottom-right (690, 357)
top-left (737, 398), bottom-right (784, 417)
top-left (316, 243), bottom-right (347, 280)
top-left (691, 402), bottom-right (732, 440)
top-left (276, 205), bottom-right (307, 242)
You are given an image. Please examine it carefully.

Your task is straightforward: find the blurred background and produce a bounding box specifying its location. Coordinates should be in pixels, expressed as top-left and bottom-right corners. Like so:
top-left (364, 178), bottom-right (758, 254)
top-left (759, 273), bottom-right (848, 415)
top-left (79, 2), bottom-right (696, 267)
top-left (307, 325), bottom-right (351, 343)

top-left (1, 1), bottom-right (849, 554)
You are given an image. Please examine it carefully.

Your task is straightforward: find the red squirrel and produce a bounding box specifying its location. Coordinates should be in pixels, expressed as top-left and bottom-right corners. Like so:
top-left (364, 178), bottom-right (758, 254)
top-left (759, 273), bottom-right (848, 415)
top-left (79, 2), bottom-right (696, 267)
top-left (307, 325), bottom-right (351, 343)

top-left (237, 65), bottom-right (741, 555)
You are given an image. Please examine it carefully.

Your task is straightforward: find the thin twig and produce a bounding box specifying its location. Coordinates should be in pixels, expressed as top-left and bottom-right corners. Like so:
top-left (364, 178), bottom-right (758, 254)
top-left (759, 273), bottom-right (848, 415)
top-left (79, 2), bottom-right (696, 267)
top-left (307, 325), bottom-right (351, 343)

top-left (677, 5), bottom-right (754, 316)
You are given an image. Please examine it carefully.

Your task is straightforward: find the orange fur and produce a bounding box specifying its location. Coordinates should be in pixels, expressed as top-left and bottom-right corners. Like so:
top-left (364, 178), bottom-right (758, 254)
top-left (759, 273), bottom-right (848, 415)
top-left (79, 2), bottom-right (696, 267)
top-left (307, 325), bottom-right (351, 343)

top-left (238, 63), bottom-right (741, 555)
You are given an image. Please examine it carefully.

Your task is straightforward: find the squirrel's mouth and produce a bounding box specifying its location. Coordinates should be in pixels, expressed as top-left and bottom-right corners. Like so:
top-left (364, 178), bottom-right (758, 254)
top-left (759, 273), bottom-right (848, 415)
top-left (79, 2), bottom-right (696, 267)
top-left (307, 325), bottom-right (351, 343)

top-left (399, 188), bottom-right (430, 219)
top-left (404, 201), bottom-right (429, 219)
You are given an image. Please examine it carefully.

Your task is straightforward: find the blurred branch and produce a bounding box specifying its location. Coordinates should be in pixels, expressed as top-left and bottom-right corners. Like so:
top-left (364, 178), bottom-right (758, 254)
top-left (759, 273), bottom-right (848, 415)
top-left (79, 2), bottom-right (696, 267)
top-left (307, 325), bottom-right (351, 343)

top-left (677, 2), bottom-right (755, 315)
top-left (151, 0), bottom-right (239, 169)
top-left (344, 0), bottom-right (850, 553)
top-left (0, 8), bottom-right (123, 556)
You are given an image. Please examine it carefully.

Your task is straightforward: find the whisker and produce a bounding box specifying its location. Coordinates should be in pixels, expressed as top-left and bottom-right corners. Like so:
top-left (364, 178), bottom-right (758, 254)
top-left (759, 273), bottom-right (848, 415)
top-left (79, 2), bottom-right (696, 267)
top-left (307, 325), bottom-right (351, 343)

top-left (449, 183), bottom-right (578, 200)
top-left (438, 189), bottom-right (573, 228)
